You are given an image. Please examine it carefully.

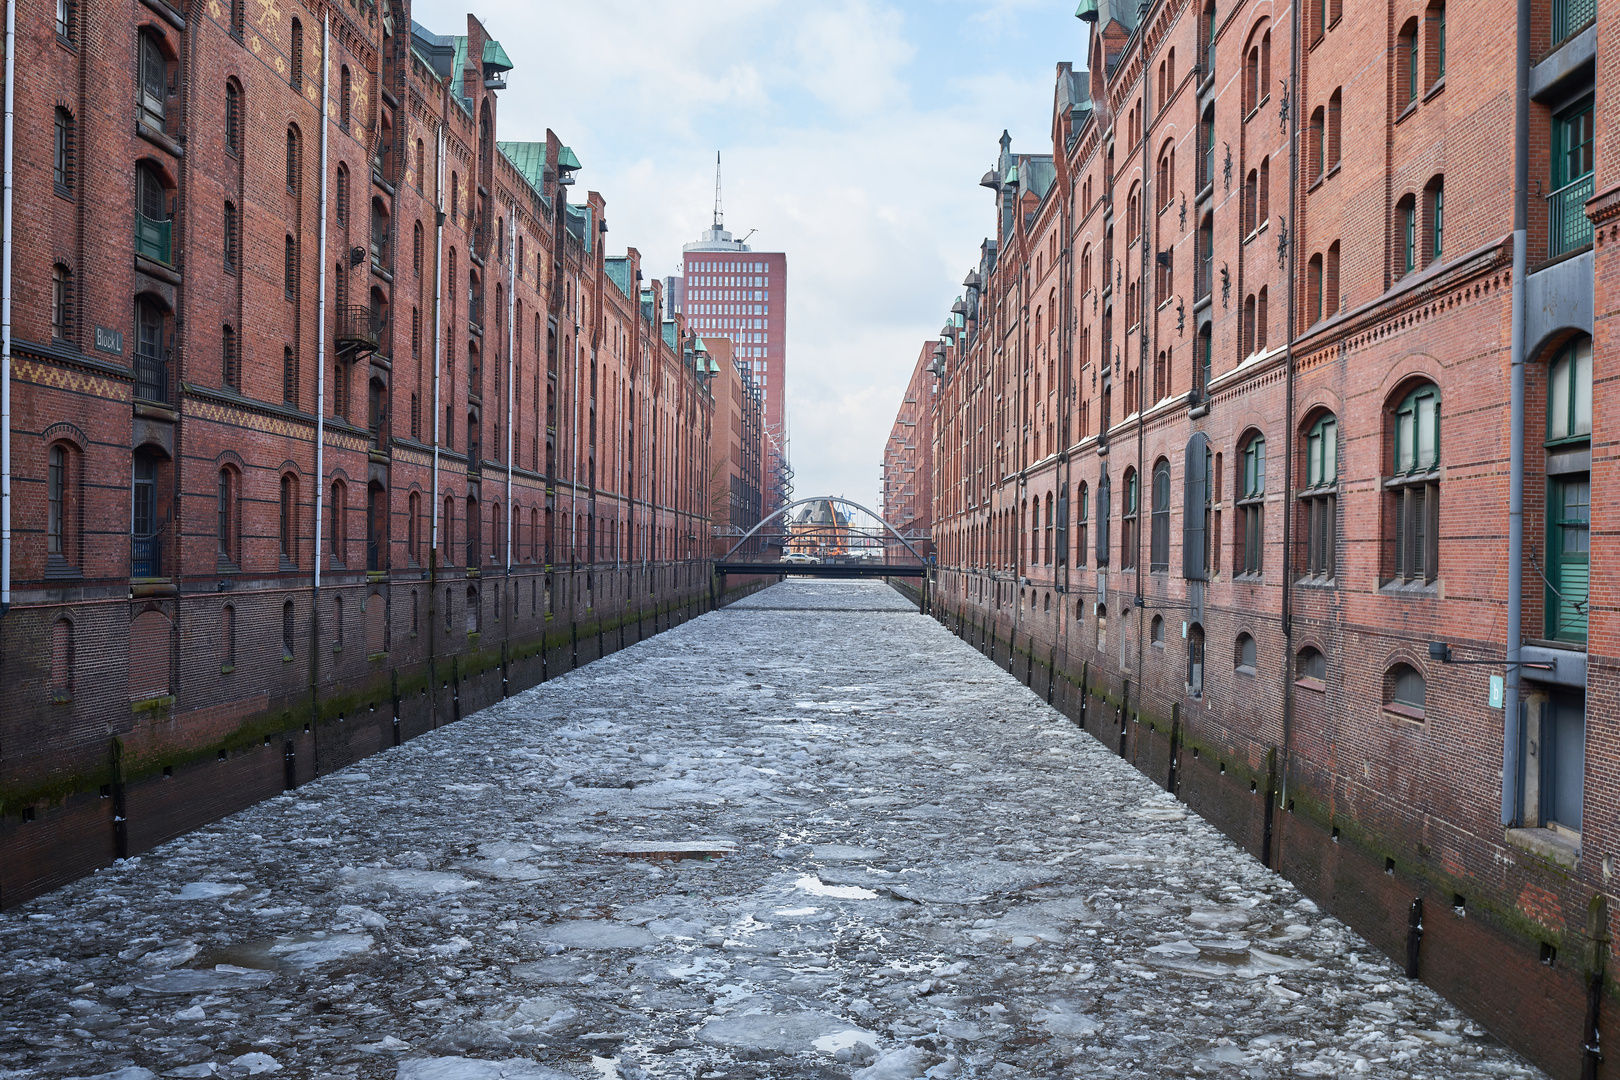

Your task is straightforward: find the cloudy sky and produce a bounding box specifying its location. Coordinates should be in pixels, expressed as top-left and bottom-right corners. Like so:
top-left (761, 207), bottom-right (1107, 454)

top-left (412, 0), bottom-right (1089, 512)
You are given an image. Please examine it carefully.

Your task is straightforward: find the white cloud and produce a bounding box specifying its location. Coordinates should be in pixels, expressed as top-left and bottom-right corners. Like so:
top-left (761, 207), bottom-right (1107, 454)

top-left (411, 0), bottom-right (1073, 508)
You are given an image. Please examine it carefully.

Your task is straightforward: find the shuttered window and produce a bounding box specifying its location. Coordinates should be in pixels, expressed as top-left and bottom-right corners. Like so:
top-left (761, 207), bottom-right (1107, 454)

top-left (1387, 384), bottom-right (1440, 585)
top-left (1183, 433), bottom-right (1209, 579)
top-left (1547, 478), bottom-right (1589, 642)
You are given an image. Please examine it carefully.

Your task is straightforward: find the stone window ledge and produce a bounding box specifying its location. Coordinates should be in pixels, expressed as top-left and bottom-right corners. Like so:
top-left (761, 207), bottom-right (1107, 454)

top-left (1506, 827), bottom-right (1579, 868)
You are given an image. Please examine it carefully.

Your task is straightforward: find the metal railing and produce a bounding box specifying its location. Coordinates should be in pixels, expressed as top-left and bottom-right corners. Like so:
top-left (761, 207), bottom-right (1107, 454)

top-left (134, 351), bottom-right (169, 403)
top-left (131, 531), bottom-right (164, 578)
top-left (335, 305), bottom-right (383, 352)
top-left (1548, 172), bottom-right (1594, 259)
top-left (136, 213), bottom-right (172, 264)
top-left (1553, 0), bottom-right (1595, 42)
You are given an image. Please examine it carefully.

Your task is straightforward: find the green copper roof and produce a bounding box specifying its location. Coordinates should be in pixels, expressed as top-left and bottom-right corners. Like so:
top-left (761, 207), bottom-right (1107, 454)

top-left (482, 40), bottom-right (513, 72)
top-left (1075, 0), bottom-right (1098, 20)
top-left (558, 146), bottom-right (582, 172)
top-left (662, 320), bottom-right (677, 349)
top-left (604, 256), bottom-right (633, 299)
top-left (498, 141), bottom-right (547, 191)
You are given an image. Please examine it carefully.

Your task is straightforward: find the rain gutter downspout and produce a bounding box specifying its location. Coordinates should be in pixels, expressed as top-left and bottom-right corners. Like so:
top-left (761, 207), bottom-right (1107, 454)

top-left (1503, 0), bottom-right (1530, 828)
top-left (1279, 0), bottom-right (1302, 826)
top-left (0, 0), bottom-right (15, 617)
top-left (506, 207), bottom-right (516, 574)
top-left (307, 12), bottom-right (331, 776)
top-left (313, 14), bottom-right (331, 595)
top-left (430, 128), bottom-right (444, 560)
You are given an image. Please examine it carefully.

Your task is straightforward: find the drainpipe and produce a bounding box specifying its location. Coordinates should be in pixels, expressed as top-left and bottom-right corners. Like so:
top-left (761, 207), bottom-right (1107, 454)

top-left (506, 206), bottom-right (515, 574)
top-left (430, 128), bottom-right (444, 566)
top-left (1503, 0), bottom-right (1530, 828)
top-left (0, 0), bottom-right (15, 618)
top-left (312, 12), bottom-right (331, 596)
top-left (1279, 0), bottom-right (1302, 827)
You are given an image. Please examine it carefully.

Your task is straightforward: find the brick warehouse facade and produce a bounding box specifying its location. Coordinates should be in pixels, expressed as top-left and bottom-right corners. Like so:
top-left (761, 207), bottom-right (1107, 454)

top-left (880, 342), bottom-right (935, 563)
top-left (0, 0), bottom-right (755, 907)
top-left (916, 0), bottom-right (1616, 1075)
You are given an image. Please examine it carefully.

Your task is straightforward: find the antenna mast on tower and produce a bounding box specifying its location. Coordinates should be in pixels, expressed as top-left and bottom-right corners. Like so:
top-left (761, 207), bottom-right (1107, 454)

top-left (712, 151), bottom-right (723, 232)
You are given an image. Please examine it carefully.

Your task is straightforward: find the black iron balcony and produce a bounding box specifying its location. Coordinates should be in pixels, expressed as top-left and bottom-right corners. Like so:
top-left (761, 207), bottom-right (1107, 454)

top-left (134, 352), bottom-right (169, 404)
top-left (1548, 173), bottom-right (1594, 259)
top-left (131, 530), bottom-right (164, 578)
top-left (336, 305), bottom-right (383, 356)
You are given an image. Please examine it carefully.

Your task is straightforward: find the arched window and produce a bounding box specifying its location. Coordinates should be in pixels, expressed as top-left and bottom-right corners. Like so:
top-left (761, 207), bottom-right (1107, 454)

top-left (1151, 614), bottom-right (1165, 646)
top-left (1386, 664), bottom-right (1426, 720)
top-left (1257, 286), bottom-right (1269, 352)
top-left (1096, 603), bottom-right (1108, 652)
top-left (1397, 193), bottom-right (1418, 276)
top-left (329, 479), bottom-right (346, 563)
top-left (221, 605), bottom-right (236, 670)
top-left (1042, 492), bottom-right (1053, 565)
top-left (217, 466), bottom-right (238, 565)
top-left (290, 18), bottom-right (304, 91)
top-left (51, 618), bottom-right (74, 702)
top-left (283, 345), bottom-right (297, 404)
top-left (442, 495), bottom-right (454, 560)
top-left (47, 443), bottom-right (74, 568)
top-left (54, 107), bottom-right (74, 191)
top-left (282, 599), bottom-right (295, 659)
top-left (1426, 176), bottom-right (1445, 264)
top-left (408, 491), bottom-right (421, 565)
top-left (1389, 383), bottom-right (1440, 585)
top-left (1076, 482), bottom-right (1089, 567)
top-left (134, 299), bottom-right (169, 403)
top-left (1238, 433), bottom-right (1265, 575)
top-left (1398, 18), bottom-right (1420, 110)
top-left (1188, 624), bottom-right (1205, 698)
top-left (1096, 471), bottom-right (1112, 566)
top-left (1327, 89), bottom-right (1343, 169)
top-left (224, 81), bottom-right (240, 155)
top-left (1150, 458), bottom-right (1171, 571)
top-left (1297, 645), bottom-right (1326, 685)
top-left (1308, 107), bottom-right (1325, 184)
top-left (136, 163), bottom-right (172, 265)
top-left (139, 31), bottom-right (168, 127)
top-left (1120, 468), bottom-right (1138, 570)
top-left (279, 473), bottom-right (298, 566)
top-left (223, 200), bottom-right (239, 273)
top-left (285, 126), bottom-right (301, 191)
top-left (371, 197), bottom-right (390, 266)
top-left (1302, 413), bottom-right (1338, 578)
top-left (1243, 169), bottom-right (1258, 235)
top-left (1235, 632), bottom-right (1257, 672)
top-left (1428, 1), bottom-right (1446, 82)
top-left (1307, 254), bottom-right (1324, 325)
top-left (51, 264), bottom-right (72, 340)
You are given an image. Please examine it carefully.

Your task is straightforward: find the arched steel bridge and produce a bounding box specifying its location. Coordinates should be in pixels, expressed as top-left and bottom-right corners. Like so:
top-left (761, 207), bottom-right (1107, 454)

top-left (716, 496), bottom-right (931, 580)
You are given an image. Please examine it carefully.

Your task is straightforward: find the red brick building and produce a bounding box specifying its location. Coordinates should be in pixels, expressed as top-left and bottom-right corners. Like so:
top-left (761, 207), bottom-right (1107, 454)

top-left (930, 0), bottom-right (1612, 1074)
top-left (0, 1), bottom-right (726, 905)
top-left (701, 335), bottom-right (768, 558)
top-left (880, 341), bottom-right (935, 562)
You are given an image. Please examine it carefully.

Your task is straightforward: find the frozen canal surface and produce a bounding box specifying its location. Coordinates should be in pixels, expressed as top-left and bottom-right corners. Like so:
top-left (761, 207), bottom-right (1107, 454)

top-left (1, 581), bottom-right (1544, 1080)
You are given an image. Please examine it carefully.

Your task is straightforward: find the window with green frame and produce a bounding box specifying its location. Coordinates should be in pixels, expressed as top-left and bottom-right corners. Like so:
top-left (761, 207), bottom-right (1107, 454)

top-left (1238, 434), bottom-right (1265, 575)
top-left (1546, 478), bottom-right (1589, 641)
top-left (1551, 96), bottom-right (1595, 257)
top-left (1430, 181), bottom-right (1444, 261)
top-left (1545, 336), bottom-right (1592, 641)
top-left (1076, 482), bottom-right (1088, 567)
top-left (1547, 336), bottom-right (1593, 444)
top-left (1121, 469), bottom-right (1139, 569)
top-left (1303, 414), bottom-right (1337, 578)
top-left (1407, 26), bottom-right (1419, 102)
top-left (1399, 196), bottom-right (1417, 274)
top-left (1387, 384), bottom-right (1440, 584)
